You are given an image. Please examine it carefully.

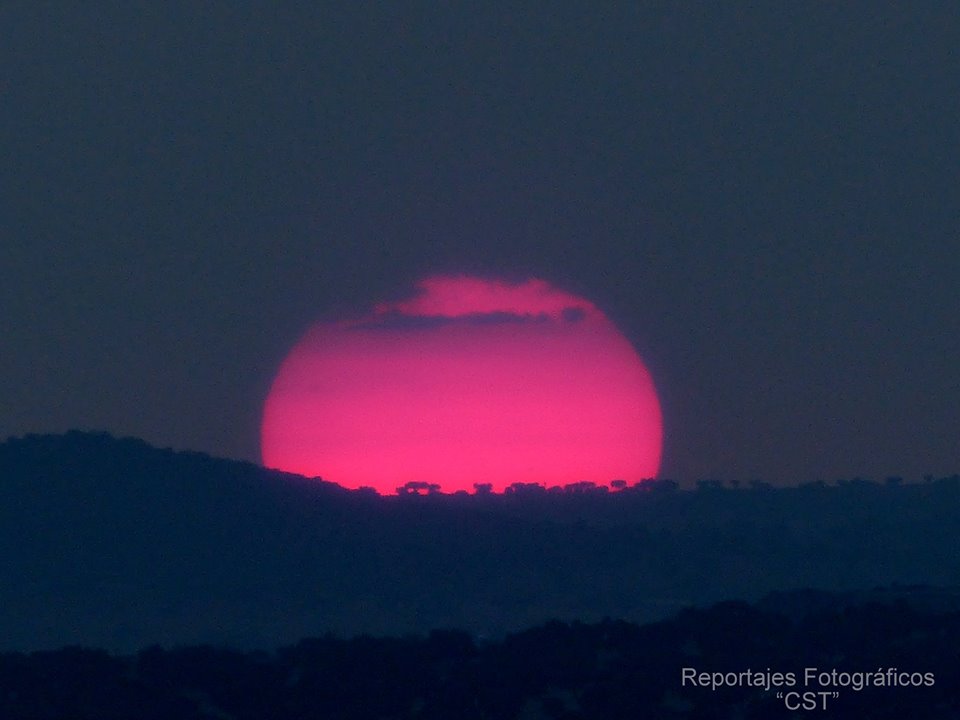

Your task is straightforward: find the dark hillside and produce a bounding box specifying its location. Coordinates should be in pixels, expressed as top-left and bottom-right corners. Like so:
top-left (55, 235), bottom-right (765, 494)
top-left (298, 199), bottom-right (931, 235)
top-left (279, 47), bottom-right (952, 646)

top-left (2, 431), bottom-right (959, 651)
top-left (2, 592), bottom-right (959, 719)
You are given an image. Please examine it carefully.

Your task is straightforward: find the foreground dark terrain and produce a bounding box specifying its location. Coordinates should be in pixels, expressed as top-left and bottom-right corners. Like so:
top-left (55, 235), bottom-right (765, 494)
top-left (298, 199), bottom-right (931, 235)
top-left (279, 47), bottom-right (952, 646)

top-left (2, 431), bottom-right (960, 651)
top-left (2, 591), bottom-right (959, 719)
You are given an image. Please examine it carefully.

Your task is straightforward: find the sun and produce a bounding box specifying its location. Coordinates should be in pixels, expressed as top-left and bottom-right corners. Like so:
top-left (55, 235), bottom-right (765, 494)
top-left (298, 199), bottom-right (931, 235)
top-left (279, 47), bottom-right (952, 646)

top-left (261, 276), bottom-right (662, 493)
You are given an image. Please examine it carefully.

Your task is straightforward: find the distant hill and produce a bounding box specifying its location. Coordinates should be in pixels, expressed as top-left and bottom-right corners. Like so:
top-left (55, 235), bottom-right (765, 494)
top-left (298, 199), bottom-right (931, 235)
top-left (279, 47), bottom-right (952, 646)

top-left (2, 431), bottom-right (960, 652)
top-left (3, 593), bottom-right (960, 719)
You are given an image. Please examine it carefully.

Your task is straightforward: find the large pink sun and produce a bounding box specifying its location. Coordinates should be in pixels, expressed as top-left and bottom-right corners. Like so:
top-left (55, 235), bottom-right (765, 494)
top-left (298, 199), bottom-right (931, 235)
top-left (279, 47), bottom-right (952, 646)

top-left (261, 276), bottom-right (662, 493)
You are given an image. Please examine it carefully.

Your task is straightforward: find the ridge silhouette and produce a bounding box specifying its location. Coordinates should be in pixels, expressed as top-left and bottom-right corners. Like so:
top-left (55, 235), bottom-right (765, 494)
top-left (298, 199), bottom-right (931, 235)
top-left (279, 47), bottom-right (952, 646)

top-left (2, 431), bottom-right (959, 652)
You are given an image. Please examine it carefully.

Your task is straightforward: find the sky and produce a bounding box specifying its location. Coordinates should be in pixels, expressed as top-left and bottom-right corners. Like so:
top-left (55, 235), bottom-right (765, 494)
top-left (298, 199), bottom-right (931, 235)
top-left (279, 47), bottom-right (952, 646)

top-left (1, 2), bottom-right (957, 485)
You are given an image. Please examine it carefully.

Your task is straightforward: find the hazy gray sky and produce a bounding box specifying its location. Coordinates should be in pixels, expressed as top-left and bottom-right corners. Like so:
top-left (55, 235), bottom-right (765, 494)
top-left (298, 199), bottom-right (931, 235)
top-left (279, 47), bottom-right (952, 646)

top-left (2, 3), bottom-right (957, 483)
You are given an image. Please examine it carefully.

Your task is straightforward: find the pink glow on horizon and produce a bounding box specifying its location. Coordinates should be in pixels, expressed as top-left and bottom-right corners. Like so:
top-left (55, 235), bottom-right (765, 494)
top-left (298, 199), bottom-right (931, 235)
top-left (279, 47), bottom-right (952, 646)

top-left (261, 276), bottom-right (663, 494)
